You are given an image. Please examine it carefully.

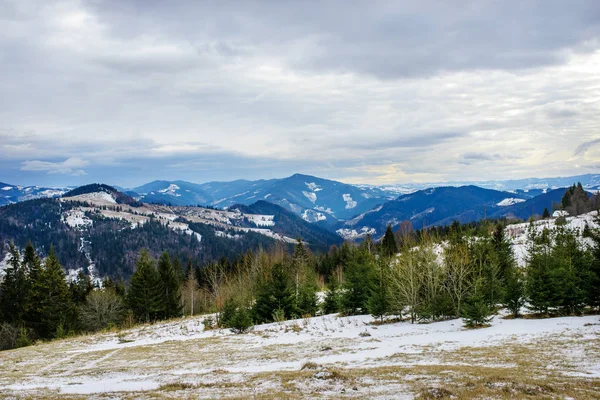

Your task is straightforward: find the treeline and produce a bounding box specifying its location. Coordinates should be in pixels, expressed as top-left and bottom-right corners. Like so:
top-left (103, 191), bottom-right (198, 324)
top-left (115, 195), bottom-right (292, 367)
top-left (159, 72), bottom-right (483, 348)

top-left (1, 217), bottom-right (599, 350)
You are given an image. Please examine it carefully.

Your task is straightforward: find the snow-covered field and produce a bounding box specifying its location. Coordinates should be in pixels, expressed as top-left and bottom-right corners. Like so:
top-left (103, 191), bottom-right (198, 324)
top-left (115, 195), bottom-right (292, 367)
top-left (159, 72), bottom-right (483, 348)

top-left (1, 312), bottom-right (598, 399)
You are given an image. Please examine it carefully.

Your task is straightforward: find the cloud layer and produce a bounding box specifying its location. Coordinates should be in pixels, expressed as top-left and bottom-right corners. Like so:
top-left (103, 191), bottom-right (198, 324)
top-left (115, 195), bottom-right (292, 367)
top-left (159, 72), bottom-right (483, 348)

top-left (1, 0), bottom-right (599, 187)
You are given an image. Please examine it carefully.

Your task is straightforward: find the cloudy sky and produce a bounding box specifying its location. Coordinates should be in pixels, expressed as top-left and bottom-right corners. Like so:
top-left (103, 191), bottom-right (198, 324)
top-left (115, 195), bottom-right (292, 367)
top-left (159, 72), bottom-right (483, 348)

top-left (1, 0), bottom-right (599, 188)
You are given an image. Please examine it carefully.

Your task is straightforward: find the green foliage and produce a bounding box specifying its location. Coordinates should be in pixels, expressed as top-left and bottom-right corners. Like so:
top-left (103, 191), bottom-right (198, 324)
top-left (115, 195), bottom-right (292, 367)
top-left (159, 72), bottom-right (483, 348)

top-left (525, 226), bottom-right (594, 315)
top-left (462, 281), bottom-right (493, 328)
top-left (157, 252), bottom-right (182, 319)
top-left (503, 267), bottom-right (525, 318)
top-left (253, 263), bottom-right (296, 323)
top-left (32, 246), bottom-right (78, 339)
top-left (380, 224), bottom-right (398, 257)
top-left (542, 208), bottom-right (550, 219)
top-left (0, 243), bottom-right (29, 324)
top-left (219, 298), bottom-right (238, 328)
top-left (229, 307), bottom-right (253, 334)
top-left (341, 256), bottom-right (376, 315)
top-left (127, 249), bottom-right (162, 323)
top-left (322, 276), bottom-right (341, 315)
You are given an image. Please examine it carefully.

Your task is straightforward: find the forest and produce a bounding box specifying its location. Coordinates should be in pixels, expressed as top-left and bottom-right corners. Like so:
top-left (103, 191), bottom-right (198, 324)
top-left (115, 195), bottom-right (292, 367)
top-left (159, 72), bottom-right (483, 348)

top-left (1, 210), bottom-right (599, 350)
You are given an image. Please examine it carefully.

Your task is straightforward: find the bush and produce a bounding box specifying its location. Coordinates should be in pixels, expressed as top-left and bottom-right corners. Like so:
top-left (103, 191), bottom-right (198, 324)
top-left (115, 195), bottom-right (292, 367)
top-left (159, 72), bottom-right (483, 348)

top-left (462, 291), bottom-right (493, 328)
top-left (219, 298), bottom-right (237, 328)
top-left (80, 289), bottom-right (125, 332)
top-left (229, 307), bottom-right (253, 334)
top-left (0, 323), bottom-right (19, 350)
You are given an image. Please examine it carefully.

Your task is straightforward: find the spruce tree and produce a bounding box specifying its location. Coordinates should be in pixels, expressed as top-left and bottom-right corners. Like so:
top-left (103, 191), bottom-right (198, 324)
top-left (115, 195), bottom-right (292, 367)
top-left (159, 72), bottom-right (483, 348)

top-left (127, 249), bottom-right (161, 323)
top-left (381, 224), bottom-right (398, 257)
top-left (503, 267), bottom-right (524, 318)
top-left (589, 221), bottom-right (600, 310)
top-left (253, 263), bottom-right (296, 323)
top-left (0, 243), bottom-right (29, 324)
top-left (462, 280), bottom-right (493, 328)
top-left (157, 252), bottom-right (182, 319)
top-left (322, 276), bottom-right (341, 315)
top-left (367, 262), bottom-right (389, 323)
top-left (35, 246), bottom-right (77, 338)
top-left (542, 207), bottom-right (550, 219)
top-left (341, 257), bottom-right (376, 315)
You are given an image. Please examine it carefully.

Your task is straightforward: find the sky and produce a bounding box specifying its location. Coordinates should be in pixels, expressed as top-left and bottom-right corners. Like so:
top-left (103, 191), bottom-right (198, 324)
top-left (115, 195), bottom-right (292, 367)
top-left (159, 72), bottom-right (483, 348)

top-left (1, 0), bottom-right (599, 188)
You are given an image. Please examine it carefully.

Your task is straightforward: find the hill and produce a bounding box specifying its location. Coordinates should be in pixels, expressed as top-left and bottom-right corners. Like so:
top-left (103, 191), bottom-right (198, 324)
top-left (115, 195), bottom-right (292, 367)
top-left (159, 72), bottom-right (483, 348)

top-left (341, 186), bottom-right (528, 239)
top-left (0, 185), bottom-right (340, 280)
top-left (0, 182), bottom-right (68, 206)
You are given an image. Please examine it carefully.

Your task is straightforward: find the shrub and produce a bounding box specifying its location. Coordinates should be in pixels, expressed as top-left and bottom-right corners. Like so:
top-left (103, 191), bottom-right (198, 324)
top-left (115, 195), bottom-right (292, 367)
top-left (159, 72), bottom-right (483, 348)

top-left (229, 307), bottom-right (253, 334)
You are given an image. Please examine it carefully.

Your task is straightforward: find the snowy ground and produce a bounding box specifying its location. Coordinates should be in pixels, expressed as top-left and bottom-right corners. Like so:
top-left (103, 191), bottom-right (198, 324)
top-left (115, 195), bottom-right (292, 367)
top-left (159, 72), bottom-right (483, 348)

top-left (0, 312), bottom-right (598, 399)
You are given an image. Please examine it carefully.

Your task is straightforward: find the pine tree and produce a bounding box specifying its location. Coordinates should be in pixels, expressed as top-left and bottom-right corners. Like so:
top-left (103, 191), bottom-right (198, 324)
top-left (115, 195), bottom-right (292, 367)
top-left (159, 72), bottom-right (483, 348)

top-left (367, 260), bottom-right (389, 323)
top-left (588, 223), bottom-right (600, 310)
top-left (341, 258), bottom-right (376, 315)
top-left (322, 276), bottom-right (341, 314)
top-left (381, 224), bottom-right (398, 257)
top-left (0, 243), bottom-right (29, 324)
top-left (127, 249), bottom-right (162, 323)
top-left (525, 228), bottom-right (555, 315)
top-left (503, 267), bottom-right (524, 318)
top-left (252, 263), bottom-right (296, 323)
top-left (542, 207), bottom-right (550, 219)
top-left (157, 252), bottom-right (182, 319)
top-left (34, 246), bottom-right (77, 338)
top-left (462, 280), bottom-right (493, 328)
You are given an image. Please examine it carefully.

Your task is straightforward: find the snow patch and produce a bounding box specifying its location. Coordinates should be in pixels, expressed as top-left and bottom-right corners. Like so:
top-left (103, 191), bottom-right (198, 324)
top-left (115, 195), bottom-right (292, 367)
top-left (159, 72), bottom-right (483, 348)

top-left (158, 184), bottom-right (181, 197)
top-left (2, 186), bottom-right (13, 191)
top-left (302, 191), bottom-right (317, 203)
top-left (304, 182), bottom-right (322, 192)
top-left (337, 226), bottom-right (376, 240)
top-left (497, 198), bottom-right (526, 206)
top-left (342, 193), bottom-right (357, 209)
top-left (302, 209), bottom-right (327, 223)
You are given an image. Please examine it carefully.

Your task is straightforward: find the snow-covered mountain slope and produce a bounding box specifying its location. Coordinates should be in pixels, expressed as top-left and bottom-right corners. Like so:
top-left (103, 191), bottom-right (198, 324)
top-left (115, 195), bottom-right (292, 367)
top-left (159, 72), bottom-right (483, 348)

top-left (346, 186), bottom-right (530, 236)
top-left (0, 182), bottom-right (69, 206)
top-left (130, 174), bottom-right (394, 222)
top-left (505, 211), bottom-right (598, 267)
top-left (0, 185), bottom-right (342, 280)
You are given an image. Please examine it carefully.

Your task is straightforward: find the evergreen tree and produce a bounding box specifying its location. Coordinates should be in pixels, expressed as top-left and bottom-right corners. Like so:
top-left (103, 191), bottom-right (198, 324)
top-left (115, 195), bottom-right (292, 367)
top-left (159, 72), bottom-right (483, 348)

top-left (525, 227), bottom-right (555, 315)
top-left (542, 208), bottom-right (550, 219)
top-left (462, 280), bottom-right (493, 328)
top-left (157, 252), bottom-right (182, 319)
top-left (296, 277), bottom-right (318, 317)
top-left (503, 267), bottom-right (524, 318)
top-left (367, 260), bottom-right (390, 323)
top-left (341, 257), bottom-right (376, 315)
top-left (34, 246), bottom-right (77, 338)
top-left (381, 224), bottom-right (398, 257)
top-left (0, 243), bottom-right (29, 324)
top-left (589, 222), bottom-right (600, 310)
top-left (69, 271), bottom-right (93, 306)
top-left (253, 263), bottom-right (296, 323)
top-left (127, 249), bottom-right (161, 323)
top-left (322, 276), bottom-right (341, 315)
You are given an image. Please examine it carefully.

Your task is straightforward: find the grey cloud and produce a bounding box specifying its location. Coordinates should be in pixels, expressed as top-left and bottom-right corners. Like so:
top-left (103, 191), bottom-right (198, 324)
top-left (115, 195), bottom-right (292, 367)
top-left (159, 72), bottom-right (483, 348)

top-left (574, 138), bottom-right (600, 156)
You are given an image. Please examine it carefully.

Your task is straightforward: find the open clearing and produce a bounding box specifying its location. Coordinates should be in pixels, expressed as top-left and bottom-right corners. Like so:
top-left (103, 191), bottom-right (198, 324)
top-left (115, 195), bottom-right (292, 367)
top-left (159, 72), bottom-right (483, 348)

top-left (1, 313), bottom-right (599, 399)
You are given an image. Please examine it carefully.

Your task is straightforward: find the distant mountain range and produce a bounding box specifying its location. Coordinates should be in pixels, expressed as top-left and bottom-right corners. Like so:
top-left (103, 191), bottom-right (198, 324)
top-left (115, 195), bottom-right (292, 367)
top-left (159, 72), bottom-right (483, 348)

top-left (1, 173), bottom-right (598, 242)
top-left (0, 182), bottom-right (70, 206)
top-left (130, 174), bottom-right (395, 223)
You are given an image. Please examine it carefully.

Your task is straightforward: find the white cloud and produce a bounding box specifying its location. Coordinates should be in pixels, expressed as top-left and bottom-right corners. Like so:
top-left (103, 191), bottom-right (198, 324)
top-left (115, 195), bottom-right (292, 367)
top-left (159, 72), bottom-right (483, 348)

top-left (1, 1), bottom-right (599, 185)
top-left (21, 157), bottom-right (88, 176)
